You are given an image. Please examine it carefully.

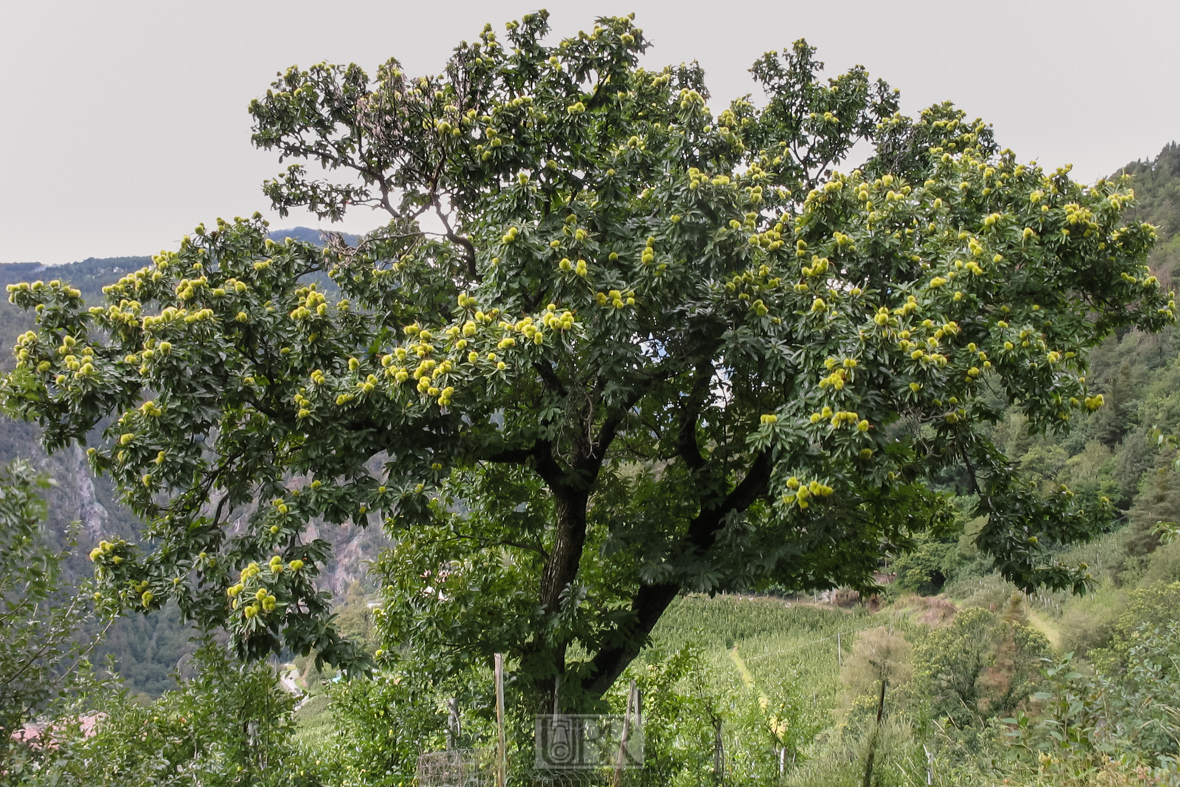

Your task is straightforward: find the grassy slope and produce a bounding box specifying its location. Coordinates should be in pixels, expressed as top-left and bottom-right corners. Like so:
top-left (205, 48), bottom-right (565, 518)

top-left (648, 595), bottom-right (870, 706)
top-left (292, 694), bottom-right (334, 752)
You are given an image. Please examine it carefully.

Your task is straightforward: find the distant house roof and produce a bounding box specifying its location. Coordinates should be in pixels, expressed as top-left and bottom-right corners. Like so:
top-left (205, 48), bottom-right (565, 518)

top-left (12, 712), bottom-right (106, 749)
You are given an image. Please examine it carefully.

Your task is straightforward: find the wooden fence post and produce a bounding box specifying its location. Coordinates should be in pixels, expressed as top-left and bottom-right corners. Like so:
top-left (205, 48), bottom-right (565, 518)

top-left (495, 653), bottom-right (506, 787)
top-left (861, 678), bottom-right (887, 787)
top-left (552, 673), bottom-right (561, 716)
top-left (611, 680), bottom-right (637, 787)
top-left (446, 697), bottom-right (460, 750)
top-left (713, 715), bottom-right (725, 785)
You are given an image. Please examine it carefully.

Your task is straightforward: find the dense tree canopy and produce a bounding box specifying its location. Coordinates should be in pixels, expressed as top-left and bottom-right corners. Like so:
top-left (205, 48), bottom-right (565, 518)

top-left (2, 12), bottom-right (1174, 707)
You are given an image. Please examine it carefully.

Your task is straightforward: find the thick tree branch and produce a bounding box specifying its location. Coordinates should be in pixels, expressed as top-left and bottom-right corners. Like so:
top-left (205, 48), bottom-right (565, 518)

top-left (532, 440), bottom-right (566, 490)
top-left (583, 449), bottom-right (774, 696)
top-left (482, 446), bottom-right (536, 465)
top-left (433, 199), bottom-right (479, 282)
top-left (482, 440), bottom-right (566, 491)
top-left (960, 443), bottom-right (984, 498)
top-left (676, 359), bottom-right (713, 472)
top-left (584, 582), bottom-right (680, 697)
top-left (532, 360), bottom-right (568, 398)
top-left (687, 450), bottom-right (774, 548)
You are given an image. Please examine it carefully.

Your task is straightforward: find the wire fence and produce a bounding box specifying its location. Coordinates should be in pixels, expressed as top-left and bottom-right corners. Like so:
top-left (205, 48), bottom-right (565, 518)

top-left (416, 749), bottom-right (494, 787)
top-left (742, 618), bottom-right (885, 662)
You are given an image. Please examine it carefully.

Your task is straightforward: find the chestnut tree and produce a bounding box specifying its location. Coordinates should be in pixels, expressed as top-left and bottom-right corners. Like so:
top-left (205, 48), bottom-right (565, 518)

top-left (3, 12), bottom-right (1175, 708)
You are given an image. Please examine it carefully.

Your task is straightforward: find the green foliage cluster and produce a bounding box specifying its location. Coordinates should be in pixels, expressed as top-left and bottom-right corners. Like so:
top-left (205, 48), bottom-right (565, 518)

top-left (0, 460), bottom-right (99, 771)
top-left (912, 606), bottom-right (1050, 729)
top-left (884, 317), bottom-right (1180, 600)
top-left (0, 259), bottom-right (152, 375)
top-left (9, 639), bottom-right (312, 787)
top-left (0, 248), bottom-right (383, 702)
top-left (994, 636), bottom-right (1180, 785)
top-left (860, 141), bottom-right (1180, 610)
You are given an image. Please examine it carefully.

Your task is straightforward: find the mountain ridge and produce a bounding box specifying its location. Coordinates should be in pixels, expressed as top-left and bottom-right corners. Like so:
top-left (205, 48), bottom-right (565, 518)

top-left (0, 226), bottom-right (362, 269)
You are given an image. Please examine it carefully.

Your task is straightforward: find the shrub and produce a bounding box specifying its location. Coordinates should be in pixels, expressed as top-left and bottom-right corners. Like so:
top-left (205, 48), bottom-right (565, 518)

top-left (1142, 539), bottom-right (1180, 584)
top-left (1091, 581), bottom-right (1180, 673)
top-left (839, 626), bottom-right (914, 722)
top-left (914, 607), bottom-right (1051, 729)
top-left (892, 535), bottom-right (959, 596)
top-left (1103, 620), bottom-right (1180, 760)
top-left (1058, 584), bottom-right (1126, 658)
top-left (12, 639), bottom-right (310, 786)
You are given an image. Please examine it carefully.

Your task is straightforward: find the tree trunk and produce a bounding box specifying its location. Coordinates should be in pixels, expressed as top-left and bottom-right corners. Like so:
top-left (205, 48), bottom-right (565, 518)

top-left (583, 453), bottom-right (773, 697)
top-left (584, 582), bottom-right (680, 697)
top-left (536, 488), bottom-right (588, 710)
top-left (540, 490), bottom-right (589, 615)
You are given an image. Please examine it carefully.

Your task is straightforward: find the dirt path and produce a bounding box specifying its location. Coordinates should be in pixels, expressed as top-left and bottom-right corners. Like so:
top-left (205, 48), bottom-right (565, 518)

top-left (1026, 609), bottom-right (1063, 652)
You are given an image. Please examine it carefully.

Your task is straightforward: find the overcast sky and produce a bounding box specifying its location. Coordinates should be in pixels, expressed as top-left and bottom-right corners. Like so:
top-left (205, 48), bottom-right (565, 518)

top-left (2, 0), bottom-right (1176, 265)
